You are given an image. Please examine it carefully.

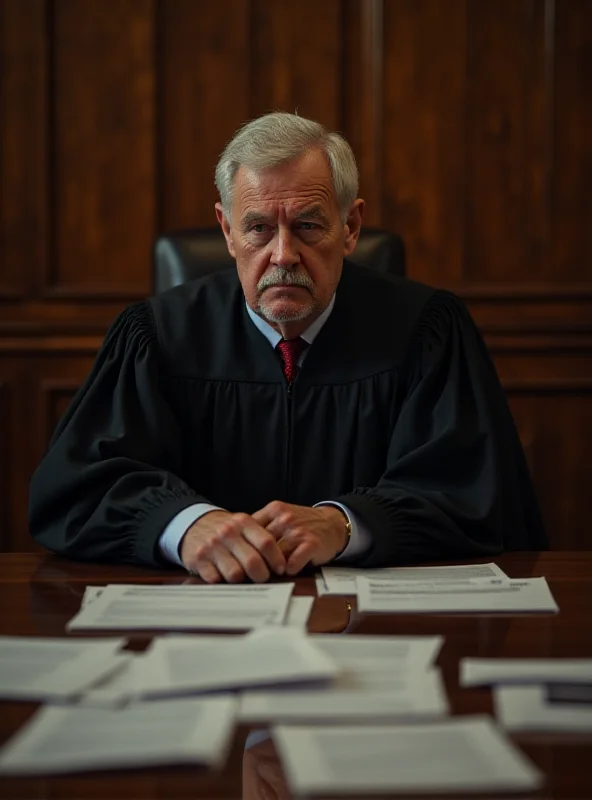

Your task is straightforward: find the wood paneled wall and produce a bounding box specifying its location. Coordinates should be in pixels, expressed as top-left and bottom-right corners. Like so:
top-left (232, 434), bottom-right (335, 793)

top-left (1, 0), bottom-right (590, 552)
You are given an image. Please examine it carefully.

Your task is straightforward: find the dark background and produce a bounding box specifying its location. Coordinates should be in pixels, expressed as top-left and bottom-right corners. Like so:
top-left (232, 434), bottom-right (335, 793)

top-left (1, 0), bottom-right (590, 552)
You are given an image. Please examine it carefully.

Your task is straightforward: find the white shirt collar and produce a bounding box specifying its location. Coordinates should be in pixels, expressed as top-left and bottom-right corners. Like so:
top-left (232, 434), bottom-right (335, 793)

top-left (246, 294), bottom-right (336, 349)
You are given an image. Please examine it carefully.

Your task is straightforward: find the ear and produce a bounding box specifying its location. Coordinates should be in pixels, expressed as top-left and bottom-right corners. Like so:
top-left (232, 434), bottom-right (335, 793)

top-left (343, 199), bottom-right (365, 257)
top-left (215, 203), bottom-right (236, 258)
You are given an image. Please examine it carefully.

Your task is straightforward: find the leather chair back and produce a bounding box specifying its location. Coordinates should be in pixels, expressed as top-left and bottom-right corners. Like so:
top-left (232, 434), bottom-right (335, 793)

top-left (154, 227), bottom-right (405, 294)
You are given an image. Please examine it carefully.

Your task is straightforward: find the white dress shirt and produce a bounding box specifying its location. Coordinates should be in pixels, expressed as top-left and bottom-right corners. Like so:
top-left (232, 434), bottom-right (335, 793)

top-left (159, 296), bottom-right (372, 567)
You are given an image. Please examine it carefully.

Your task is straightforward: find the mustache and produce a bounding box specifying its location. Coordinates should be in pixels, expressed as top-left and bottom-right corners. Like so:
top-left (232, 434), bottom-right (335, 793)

top-left (257, 268), bottom-right (315, 294)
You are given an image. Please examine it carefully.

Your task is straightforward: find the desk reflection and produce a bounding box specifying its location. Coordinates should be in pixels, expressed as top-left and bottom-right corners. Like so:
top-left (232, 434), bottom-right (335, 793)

top-left (243, 730), bottom-right (290, 800)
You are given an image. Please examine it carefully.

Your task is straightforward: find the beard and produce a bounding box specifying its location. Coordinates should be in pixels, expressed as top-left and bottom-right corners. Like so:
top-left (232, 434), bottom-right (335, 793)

top-left (256, 268), bottom-right (318, 322)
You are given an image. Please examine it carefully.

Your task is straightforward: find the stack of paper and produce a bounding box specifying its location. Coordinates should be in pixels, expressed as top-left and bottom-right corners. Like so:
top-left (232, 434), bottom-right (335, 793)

top-left (461, 658), bottom-right (592, 732)
top-left (273, 716), bottom-right (543, 795)
top-left (357, 576), bottom-right (559, 614)
top-left (0, 696), bottom-right (237, 775)
top-left (495, 685), bottom-right (592, 732)
top-left (67, 582), bottom-right (296, 631)
top-left (317, 562), bottom-right (510, 595)
top-left (78, 628), bottom-right (338, 705)
top-left (239, 634), bottom-right (447, 723)
top-left (80, 585), bottom-right (314, 630)
top-left (0, 636), bottom-right (127, 701)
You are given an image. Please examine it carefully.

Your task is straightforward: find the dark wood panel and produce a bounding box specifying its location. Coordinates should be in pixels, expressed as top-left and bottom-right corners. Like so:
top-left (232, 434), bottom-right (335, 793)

top-left (508, 394), bottom-right (592, 551)
top-left (382, 0), bottom-right (466, 284)
top-left (342, 0), bottom-right (384, 226)
top-left (464, 0), bottom-right (548, 284)
top-left (49, 0), bottom-right (155, 298)
top-left (159, 0), bottom-right (250, 230)
top-left (0, 0), bottom-right (47, 299)
top-left (552, 0), bottom-right (592, 282)
top-left (0, 382), bottom-right (10, 550)
top-left (0, 353), bottom-right (94, 553)
top-left (250, 0), bottom-right (342, 127)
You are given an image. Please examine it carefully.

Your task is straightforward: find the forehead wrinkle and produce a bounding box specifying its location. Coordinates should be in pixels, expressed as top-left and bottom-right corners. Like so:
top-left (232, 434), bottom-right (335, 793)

top-left (236, 187), bottom-right (336, 224)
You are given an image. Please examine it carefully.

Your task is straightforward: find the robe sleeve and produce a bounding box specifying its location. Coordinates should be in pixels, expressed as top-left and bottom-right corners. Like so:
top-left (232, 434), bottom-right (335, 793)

top-left (335, 291), bottom-right (547, 568)
top-left (29, 302), bottom-right (209, 566)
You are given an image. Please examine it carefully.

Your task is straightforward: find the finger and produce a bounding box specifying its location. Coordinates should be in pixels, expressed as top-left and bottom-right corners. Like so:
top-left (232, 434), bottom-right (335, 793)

top-left (241, 525), bottom-right (287, 575)
top-left (251, 501), bottom-right (288, 530)
top-left (285, 541), bottom-right (317, 575)
top-left (275, 534), bottom-right (300, 557)
top-left (193, 562), bottom-right (222, 584)
top-left (211, 549), bottom-right (247, 583)
top-left (226, 536), bottom-right (271, 583)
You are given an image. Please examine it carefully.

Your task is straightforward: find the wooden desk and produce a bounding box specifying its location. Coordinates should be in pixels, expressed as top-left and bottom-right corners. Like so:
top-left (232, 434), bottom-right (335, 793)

top-left (0, 552), bottom-right (591, 799)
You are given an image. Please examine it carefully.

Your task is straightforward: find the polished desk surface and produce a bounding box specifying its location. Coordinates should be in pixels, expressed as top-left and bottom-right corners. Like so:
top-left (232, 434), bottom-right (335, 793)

top-left (0, 551), bottom-right (591, 799)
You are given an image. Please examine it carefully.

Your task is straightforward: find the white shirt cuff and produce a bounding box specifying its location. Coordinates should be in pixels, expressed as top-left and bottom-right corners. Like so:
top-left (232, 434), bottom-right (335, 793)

top-left (313, 501), bottom-right (372, 562)
top-left (159, 503), bottom-right (224, 566)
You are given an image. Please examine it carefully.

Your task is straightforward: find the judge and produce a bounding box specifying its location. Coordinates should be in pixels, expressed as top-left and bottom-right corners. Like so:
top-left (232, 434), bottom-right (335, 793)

top-left (29, 112), bottom-right (546, 582)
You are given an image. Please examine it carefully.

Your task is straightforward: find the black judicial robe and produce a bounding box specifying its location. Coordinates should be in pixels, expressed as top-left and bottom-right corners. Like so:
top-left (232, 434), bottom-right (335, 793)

top-left (29, 261), bottom-right (547, 568)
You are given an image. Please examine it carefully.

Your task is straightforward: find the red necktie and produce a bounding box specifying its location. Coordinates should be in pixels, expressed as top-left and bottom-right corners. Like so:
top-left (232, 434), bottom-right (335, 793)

top-left (277, 338), bottom-right (308, 383)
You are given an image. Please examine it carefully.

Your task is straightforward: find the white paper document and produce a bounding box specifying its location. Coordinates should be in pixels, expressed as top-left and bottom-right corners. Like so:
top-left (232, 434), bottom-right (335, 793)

top-left (240, 668), bottom-right (448, 722)
top-left (0, 636), bottom-right (126, 701)
top-left (461, 657), bottom-right (592, 687)
top-left (320, 562), bottom-right (509, 595)
top-left (67, 582), bottom-right (295, 631)
top-left (273, 716), bottom-right (543, 794)
top-left (495, 685), bottom-right (592, 732)
top-left (280, 595), bottom-right (314, 629)
top-left (80, 587), bottom-right (312, 629)
top-left (111, 628), bottom-right (338, 701)
top-left (0, 696), bottom-right (237, 775)
top-left (310, 634), bottom-right (443, 670)
top-left (81, 585), bottom-right (104, 607)
top-left (240, 633), bottom-right (446, 722)
top-left (357, 576), bottom-right (559, 614)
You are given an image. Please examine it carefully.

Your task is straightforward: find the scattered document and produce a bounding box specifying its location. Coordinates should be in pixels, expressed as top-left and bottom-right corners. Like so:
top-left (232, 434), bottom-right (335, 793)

top-left (310, 634), bottom-right (443, 670)
top-left (357, 576), bottom-right (559, 614)
top-left (320, 562), bottom-right (509, 595)
top-left (279, 595), bottom-right (314, 630)
top-left (67, 582), bottom-right (295, 631)
top-left (0, 636), bottom-right (126, 701)
top-left (81, 587), bottom-right (310, 629)
top-left (81, 585), bottom-right (104, 607)
top-left (461, 658), bottom-right (592, 687)
top-left (240, 669), bottom-right (448, 723)
top-left (0, 696), bottom-right (237, 775)
top-left (240, 634), bottom-right (446, 722)
top-left (273, 716), bottom-right (542, 795)
top-left (101, 628), bottom-right (338, 702)
top-left (315, 573), bottom-right (329, 596)
top-left (495, 685), bottom-right (592, 732)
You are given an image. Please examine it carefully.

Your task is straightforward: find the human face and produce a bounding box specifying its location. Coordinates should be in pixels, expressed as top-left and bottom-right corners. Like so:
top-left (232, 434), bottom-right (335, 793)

top-left (216, 148), bottom-right (363, 338)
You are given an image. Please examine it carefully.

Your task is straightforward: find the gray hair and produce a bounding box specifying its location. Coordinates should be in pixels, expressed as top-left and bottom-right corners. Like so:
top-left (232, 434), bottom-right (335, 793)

top-left (215, 112), bottom-right (359, 221)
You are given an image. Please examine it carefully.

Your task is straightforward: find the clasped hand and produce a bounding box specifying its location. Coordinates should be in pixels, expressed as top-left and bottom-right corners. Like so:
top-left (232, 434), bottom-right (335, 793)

top-left (180, 501), bottom-right (348, 583)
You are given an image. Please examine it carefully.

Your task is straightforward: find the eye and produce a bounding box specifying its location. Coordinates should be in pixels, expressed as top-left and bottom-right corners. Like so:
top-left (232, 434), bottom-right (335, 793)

top-left (251, 223), bottom-right (269, 233)
top-left (297, 222), bottom-right (318, 231)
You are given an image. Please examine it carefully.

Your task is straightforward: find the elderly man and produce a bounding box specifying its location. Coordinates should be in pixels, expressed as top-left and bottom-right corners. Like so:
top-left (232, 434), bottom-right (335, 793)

top-left (29, 112), bottom-right (546, 582)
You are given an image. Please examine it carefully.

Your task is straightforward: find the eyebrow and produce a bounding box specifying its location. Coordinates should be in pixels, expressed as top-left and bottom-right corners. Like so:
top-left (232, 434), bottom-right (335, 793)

top-left (240, 205), bottom-right (329, 232)
top-left (240, 211), bottom-right (271, 231)
top-left (294, 205), bottom-right (329, 223)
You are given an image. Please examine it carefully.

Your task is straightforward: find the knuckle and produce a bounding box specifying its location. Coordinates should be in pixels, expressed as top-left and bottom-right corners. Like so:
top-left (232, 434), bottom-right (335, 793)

top-left (268, 500), bottom-right (285, 516)
top-left (192, 542), bottom-right (211, 561)
top-left (232, 512), bottom-right (250, 526)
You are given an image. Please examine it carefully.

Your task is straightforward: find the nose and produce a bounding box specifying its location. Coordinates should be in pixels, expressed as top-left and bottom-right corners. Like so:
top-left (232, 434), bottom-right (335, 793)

top-left (271, 227), bottom-right (300, 270)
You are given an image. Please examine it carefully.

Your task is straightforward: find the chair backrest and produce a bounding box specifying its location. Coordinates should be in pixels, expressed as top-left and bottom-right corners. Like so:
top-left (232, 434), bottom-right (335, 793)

top-left (153, 227), bottom-right (405, 293)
